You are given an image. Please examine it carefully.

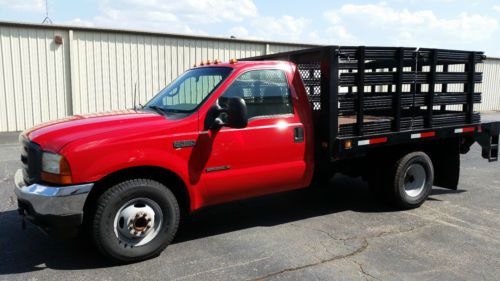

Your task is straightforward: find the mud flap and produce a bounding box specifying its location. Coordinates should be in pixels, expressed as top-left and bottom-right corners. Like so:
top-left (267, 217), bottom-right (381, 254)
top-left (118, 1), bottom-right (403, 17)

top-left (431, 139), bottom-right (460, 190)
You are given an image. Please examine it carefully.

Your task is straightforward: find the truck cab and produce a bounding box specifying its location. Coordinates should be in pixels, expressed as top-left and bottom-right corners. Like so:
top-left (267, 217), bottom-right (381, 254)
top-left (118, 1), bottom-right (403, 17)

top-left (15, 59), bottom-right (315, 262)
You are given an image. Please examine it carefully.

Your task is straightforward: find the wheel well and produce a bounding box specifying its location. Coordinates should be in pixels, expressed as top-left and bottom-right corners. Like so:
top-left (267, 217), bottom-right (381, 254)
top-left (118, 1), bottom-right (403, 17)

top-left (83, 166), bottom-right (191, 224)
top-left (339, 138), bottom-right (460, 185)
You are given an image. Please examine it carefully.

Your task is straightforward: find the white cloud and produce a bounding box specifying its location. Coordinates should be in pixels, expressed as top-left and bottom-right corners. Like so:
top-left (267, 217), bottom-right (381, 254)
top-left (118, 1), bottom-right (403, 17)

top-left (323, 3), bottom-right (498, 48)
top-left (228, 26), bottom-right (249, 37)
top-left (494, 5), bottom-right (500, 13)
top-left (79, 0), bottom-right (259, 35)
top-left (97, 0), bottom-right (257, 25)
top-left (251, 16), bottom-right (309, 41)
top-left (326, 26), bottom-right (358, 44)
top-left (324, 10), bottom-right (341, 24)
top-left (0, 0), bottom-right (43, 11)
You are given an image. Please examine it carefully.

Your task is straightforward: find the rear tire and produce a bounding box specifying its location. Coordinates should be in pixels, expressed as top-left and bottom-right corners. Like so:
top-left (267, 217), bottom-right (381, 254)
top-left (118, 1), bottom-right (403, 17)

top-left (91, 179), bottom-right (180, 263)
top-left (369, 151), bottom-right (434, 209)
top-left (392, 152), bottom-right (434, 209)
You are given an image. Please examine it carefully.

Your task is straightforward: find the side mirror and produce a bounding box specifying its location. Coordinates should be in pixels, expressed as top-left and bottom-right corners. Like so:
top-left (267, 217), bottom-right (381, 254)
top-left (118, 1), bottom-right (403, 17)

top-left (225, 97), bottom-right (248, 129)
top-left (204, 97), bottom-right (248, 130)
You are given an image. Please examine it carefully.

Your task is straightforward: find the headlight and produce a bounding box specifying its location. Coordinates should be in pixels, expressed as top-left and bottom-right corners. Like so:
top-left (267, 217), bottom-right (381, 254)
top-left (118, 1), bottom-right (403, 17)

top-left (41, 152), bottom-right (72, 184)
top-left (42, 152), bottom-right (62, 174)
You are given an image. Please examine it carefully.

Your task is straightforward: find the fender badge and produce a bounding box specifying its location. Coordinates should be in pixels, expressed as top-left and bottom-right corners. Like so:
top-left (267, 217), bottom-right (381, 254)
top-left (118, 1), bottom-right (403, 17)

top-left (173, 140), bottom-right (196, 149)
top-left (206, 165), bottom-right (231, 172)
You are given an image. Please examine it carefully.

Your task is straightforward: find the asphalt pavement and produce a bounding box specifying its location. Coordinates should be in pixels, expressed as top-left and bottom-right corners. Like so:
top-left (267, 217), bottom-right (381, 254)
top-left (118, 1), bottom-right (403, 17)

top-left (0, 113), bottom-right (499, 281)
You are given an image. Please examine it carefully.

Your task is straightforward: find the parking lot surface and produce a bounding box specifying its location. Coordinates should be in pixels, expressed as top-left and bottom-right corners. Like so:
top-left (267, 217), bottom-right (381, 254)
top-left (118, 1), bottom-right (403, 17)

top-left (1, 113), bottom-right (499, 281)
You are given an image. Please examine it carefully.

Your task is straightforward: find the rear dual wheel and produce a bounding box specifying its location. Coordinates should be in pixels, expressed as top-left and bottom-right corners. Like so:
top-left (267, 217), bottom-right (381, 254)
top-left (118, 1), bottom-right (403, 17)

top-left (91, 179), bottom-right (180, 263)
top-left (370, 151), bottom-right (434, 209)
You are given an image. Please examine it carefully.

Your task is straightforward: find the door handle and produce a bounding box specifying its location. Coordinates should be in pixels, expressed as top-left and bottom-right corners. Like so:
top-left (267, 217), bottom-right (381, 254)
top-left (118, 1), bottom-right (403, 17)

top-left (294, 127), bottom-right (304, 143)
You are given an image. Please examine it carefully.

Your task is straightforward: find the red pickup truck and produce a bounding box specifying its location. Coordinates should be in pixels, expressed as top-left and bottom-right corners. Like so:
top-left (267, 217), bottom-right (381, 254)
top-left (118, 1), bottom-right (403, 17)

top-left (15, 46), bottom-right (499, 262)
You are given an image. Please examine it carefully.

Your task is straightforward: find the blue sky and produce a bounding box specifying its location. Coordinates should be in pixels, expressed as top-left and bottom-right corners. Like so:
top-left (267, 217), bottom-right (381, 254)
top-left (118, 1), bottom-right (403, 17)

top-left (1, 0), bottom-right (499, 56)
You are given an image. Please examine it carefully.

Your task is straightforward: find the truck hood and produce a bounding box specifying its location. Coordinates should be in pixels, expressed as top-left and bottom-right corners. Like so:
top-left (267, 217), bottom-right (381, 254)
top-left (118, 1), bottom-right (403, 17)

top-left (23, 110), bottom-right (168, 152)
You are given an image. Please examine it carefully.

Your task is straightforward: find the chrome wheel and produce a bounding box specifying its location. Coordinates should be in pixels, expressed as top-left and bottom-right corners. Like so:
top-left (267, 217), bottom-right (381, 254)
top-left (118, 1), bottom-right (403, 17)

top-left (403, 163), bottom-right (426, 197)
top-left (113, 198), bottom-right (163, 247)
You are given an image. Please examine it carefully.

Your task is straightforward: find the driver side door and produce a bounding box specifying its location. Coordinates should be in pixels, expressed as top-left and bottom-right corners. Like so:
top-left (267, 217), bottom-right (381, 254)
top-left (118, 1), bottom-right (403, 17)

top-left (200, 69), bottom-right (308, 205)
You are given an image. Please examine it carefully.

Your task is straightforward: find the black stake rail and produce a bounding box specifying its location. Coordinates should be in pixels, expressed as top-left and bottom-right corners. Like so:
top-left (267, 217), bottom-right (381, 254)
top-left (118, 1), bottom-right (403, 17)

top-left (338, 93), bottom-right (481, 114)
top-left (338, 72), bottom-right (482, 86)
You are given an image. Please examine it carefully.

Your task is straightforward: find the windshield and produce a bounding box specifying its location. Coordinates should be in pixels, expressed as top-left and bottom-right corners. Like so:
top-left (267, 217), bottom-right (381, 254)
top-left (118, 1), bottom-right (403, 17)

top-left (145, 67), bottom-right (232, 113)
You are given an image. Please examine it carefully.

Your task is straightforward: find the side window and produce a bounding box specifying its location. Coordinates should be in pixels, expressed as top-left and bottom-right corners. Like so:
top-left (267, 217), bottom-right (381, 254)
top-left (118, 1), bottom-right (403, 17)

top-left (220, 69), bottom-right (293, 119)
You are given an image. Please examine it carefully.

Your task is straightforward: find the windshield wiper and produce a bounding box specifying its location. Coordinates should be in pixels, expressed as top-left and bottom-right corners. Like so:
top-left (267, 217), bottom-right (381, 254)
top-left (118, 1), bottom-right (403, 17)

top-left (146, 105), bottom-right (169, 115)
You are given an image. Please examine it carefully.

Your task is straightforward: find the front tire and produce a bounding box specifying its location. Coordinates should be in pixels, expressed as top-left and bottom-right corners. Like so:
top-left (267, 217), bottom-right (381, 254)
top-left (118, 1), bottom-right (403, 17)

top-left (91, 179), bottom-right (180, 263)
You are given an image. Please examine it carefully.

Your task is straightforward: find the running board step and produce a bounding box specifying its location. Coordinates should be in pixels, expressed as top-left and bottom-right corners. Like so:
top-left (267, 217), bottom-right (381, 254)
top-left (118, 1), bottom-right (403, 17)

top-left (482, 135), bottom-right (499, 162)
top-left (477, 123), bottom-right (499, 162)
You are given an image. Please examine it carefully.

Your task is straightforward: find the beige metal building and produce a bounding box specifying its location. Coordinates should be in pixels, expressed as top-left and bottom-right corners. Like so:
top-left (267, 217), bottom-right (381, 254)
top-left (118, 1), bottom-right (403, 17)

top-left (0, 21), bottom-right (499, 132)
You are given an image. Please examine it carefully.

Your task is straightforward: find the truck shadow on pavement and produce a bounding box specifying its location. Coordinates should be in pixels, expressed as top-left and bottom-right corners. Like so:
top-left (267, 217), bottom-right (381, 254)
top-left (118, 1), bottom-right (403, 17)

top-left (0, 175), bottom-right (466, 275)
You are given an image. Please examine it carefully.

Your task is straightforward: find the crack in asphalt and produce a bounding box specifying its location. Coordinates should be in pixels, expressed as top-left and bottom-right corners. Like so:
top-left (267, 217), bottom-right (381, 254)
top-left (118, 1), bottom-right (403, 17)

top-left (249, 223), bottom-right (428, 281)
top-left (250, 239), bottom-right (369, 281)
top-left (354, 260), bottom-right (381, 281)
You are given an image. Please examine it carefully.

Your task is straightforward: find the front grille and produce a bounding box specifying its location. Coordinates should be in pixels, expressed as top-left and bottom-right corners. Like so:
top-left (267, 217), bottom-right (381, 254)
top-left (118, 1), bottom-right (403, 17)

top-left (20, 136), bottom-right (42, 185)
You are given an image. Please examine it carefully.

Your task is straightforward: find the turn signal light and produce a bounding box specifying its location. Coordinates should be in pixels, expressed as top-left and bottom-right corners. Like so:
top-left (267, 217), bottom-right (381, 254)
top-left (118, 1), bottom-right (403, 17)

top-left (229, 58), bottom-right (237, 64)
top-left (41, 172), bottom-right (73, 185)
top-left (214, 58), bottom-right (221, 64)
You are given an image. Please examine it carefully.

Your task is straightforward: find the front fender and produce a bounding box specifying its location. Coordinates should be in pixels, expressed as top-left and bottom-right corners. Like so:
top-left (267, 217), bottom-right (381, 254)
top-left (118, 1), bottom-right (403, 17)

top-left (60, 131), bottom-right (206, 210)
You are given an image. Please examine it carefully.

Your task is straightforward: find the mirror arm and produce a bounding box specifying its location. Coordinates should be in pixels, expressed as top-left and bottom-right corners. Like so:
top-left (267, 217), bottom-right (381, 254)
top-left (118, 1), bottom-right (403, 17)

top-left (206, 103), bottom-right (226, 130)
top-left (212, 117), bottom-right (225, 129)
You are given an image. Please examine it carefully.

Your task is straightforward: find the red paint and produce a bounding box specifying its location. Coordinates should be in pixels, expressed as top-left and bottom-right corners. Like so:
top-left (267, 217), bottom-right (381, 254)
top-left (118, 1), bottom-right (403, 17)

top-left (23, 61), bottom-right (315, 212)
top-left (463, 127), bottom-right (475, 133)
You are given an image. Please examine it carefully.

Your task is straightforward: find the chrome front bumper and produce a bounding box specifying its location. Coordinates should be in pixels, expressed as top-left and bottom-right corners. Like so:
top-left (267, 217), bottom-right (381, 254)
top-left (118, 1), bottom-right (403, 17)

top-left (14, 169), bottom-right (94, 216)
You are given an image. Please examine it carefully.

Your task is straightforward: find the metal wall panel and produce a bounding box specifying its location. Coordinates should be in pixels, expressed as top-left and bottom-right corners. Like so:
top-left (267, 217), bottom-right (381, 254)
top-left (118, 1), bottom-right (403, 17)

top-left (268, 44), bottom-right (306, 54)
top-left (0, 25), bottom-right (70, 132)
top-left (479, 59), bottom-right (500, 112)
top-left (443, 60), bottom-right (500, 112)
top-left (70, 31), bottom-right (271, 114)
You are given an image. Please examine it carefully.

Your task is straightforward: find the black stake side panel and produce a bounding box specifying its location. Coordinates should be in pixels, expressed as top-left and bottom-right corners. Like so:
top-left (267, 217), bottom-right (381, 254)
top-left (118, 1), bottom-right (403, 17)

top-left (243, 46), bottom-right (485, 162)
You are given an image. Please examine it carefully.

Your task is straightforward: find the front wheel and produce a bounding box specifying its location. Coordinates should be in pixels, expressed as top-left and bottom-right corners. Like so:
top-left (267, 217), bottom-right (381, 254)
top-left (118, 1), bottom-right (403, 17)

top-left (91, 179), bottom-right (180, 263)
